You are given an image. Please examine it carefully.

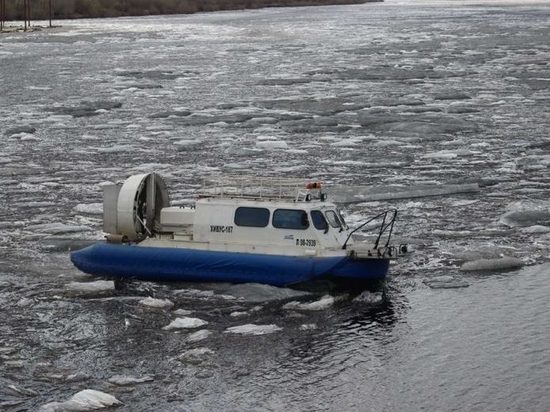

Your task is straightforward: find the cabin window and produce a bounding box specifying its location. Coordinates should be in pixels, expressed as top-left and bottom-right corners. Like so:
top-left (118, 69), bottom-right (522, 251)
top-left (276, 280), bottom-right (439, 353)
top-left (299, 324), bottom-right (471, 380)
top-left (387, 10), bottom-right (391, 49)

top-left (273, 209), bottom-right (309, 230)
top-left (311, 210), bottom-right (328, 231)
top-left (234, 207), bottom-right (270, 227)
top-left (336, 209), bottom-right (348, 229)
top-left (325, 210), bottom-right (342, 229)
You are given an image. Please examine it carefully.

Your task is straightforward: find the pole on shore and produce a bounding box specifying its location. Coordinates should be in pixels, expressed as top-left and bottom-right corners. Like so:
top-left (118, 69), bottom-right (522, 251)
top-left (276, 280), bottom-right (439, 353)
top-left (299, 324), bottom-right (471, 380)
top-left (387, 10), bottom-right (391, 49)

top-left (27, 0), bottom-right (31, 29)
top-left (23, 0), bottom-right (27, 31)
top-left (0, 0), bottom-right (4, 32)
top-left (49, 0), bottom-right (52, 27)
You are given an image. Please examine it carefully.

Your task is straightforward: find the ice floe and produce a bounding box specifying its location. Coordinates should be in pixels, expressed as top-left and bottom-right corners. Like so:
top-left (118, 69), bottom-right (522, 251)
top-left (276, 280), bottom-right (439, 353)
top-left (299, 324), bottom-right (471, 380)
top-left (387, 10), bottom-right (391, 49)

top-left (187, 330), bottom-right (213, 342)
top-left (107, 374), bottom-right (154, 386)
top-left (422, 151), bottom-right (458, 159)
top-left (331, 183), bottom-right (480, 203)
top-left (178, 348), bottom-right (214, 363)
top-left (352, 291), bottom-right (384, 304)
top-left (66, 280), bottom-right (115, 294)
top-left (224, 324), bottom-right (282, 335)
top-left (16, 133), bottom-right (40, 141)
top-left (40, 389), bottom-right (122, 411)
top-left (460, 257), bottom-right (523, 272)
top-left (173, 139), bottom-right (202, 149)
top-left (521, 225), bottom-right (550, 234)
top-left (283, 295), bottom-right (335, 311)
top-left (26, 223), bottom-right (93, 235)
top-left (230, 311), bottom-right (248, 317)
top-left (173, 308), bottom-right (193, 316)
top-left (4, 125), bottom-right (36, 137)
top-left (7, 384), bottom-right (38, 396)
top-left (221, 283), bottom-right (310, 303)
top-left (256, 140), bottom-right (288, 150)
top-left (49, 100), bottom-right (122, 117)
top-left (163, 317), bottom-right (208, 330)
top-left (139, 297), bottom-right (174, 309)
top-left (500, 202), bottom-right (550, 227)
top-left (73, 203), bottom-right (103, 215)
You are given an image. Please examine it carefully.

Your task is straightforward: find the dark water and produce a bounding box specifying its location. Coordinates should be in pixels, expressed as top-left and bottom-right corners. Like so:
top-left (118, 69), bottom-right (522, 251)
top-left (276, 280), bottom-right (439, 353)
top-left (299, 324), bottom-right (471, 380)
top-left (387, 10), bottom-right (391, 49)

top-left (1, 1), bottom-right (550, 410)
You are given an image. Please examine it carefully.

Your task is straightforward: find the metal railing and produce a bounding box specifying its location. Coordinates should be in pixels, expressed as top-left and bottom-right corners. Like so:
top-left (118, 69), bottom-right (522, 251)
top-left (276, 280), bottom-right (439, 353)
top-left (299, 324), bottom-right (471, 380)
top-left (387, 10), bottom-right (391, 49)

top-left (198, 175), bottom-right (324, 201)
top-left (342, 209), bottom-right (398, 250)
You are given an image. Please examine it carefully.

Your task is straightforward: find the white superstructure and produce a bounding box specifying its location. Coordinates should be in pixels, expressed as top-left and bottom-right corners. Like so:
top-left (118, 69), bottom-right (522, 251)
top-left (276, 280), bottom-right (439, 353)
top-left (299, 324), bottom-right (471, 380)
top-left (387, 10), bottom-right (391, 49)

top-left (102, 173), bottom-right (402, 259)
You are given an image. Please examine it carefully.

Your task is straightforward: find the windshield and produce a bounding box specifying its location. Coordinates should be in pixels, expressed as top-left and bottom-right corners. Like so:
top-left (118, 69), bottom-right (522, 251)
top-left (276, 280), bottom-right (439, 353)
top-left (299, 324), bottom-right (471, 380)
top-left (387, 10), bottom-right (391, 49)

top-left (311, 210), bottom-right (328, 231)
top-left (324, 210), bottom-right (341, 229)
top-left (336, 209), bottom-right (348, 229)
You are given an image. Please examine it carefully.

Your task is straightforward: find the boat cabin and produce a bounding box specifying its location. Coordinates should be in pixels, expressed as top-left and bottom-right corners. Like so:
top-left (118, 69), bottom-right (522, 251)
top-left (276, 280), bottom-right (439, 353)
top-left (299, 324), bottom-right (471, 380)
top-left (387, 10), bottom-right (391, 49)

top-left (102, 173), bottom-right (355, 253)
top-left (158, 197), bottom-right (352, 251)
top-left (101, 173), bottom-right (402, 259)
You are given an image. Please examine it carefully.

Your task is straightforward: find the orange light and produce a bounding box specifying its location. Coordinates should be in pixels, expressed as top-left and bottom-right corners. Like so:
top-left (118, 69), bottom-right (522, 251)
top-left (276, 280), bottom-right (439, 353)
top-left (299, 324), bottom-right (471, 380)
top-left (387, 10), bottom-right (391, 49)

top-left (306, 182), bottom-right (322, 189)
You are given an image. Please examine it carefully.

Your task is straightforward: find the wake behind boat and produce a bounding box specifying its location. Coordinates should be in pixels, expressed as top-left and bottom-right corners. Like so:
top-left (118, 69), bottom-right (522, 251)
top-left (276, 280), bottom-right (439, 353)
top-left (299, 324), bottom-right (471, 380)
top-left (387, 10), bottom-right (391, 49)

top-left (71, 173), bottom-right (407, 286)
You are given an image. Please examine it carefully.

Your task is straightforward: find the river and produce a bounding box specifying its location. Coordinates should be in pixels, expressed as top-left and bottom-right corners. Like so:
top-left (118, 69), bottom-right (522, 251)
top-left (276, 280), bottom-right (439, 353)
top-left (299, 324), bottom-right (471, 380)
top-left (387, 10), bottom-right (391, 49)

top-left (1, 0), bottom-right (549, 410)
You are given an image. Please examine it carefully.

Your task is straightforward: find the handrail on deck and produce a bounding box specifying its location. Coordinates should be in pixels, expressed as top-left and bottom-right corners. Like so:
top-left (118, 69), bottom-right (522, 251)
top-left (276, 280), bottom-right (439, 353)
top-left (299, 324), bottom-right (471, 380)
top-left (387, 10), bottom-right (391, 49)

top-left (199, 175), bottom-right (324, 201)
top-left (342, 209), bottom-right (398, 250)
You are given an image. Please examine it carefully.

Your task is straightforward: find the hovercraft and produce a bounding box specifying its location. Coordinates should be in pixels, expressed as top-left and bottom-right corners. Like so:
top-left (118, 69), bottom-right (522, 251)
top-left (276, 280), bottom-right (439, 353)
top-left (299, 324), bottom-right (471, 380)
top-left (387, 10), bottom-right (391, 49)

top-left (71, 173), bottom-right (407, 287)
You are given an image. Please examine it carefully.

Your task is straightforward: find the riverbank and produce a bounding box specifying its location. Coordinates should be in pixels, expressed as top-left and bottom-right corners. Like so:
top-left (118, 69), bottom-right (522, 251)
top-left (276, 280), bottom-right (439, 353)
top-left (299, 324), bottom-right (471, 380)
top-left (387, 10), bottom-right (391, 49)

top-left (0, 0), bottom-right (381, 21)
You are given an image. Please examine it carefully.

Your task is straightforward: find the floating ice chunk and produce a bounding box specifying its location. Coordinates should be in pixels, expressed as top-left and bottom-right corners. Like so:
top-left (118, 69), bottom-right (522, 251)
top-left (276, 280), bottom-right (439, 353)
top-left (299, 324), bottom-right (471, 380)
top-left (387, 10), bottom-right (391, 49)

top-left (40, 389), bottom-right (122, 411)
top-left (73, 203), bottom-right (103, 215)
top-left (500, 209), bottom-right (550, 227)
top-left (283, 295), bottom-right (335, 311)
top-left (230, 311), bottom-right (248, 317)
top-left (256, 140), bottom-right (288, 150)
top-left (331, 183), bottom-right (479, 203)
top-left (173, 308), bottom-right (193, 316)
top-left (8, 384), bottom-right (38, 396)
top-left (461, 257), bottom-right (523, 272)
top-left (97, 181), bottom-right (114, 187)
top-left (424, 276), bottom-right (470, 289)
top-left (27, 223), bottom-right (92, 235)
top-left (172, 288), bottom-right (215, 298)
top-left (139, 297), bottom-right (174, 309)
top-left (224, 324), bottom-right (282, 335)
top-left (352, 291), bottom-right (384, 304)
top-left (16, 297), bottom-right (33, 307)
top-left (178, 348), bottom-right (214, 363)
top-left (451, 200), bottom-right (479, 207)
top-left (173, 139), bottom-right (202, 148)
top-left (299, 324), bottom-right (318, 331)
top-left (284, 149), bottom-right (309, 154)
top-left (97, 144), bottom-right (134, 153)
top-left (107, 374), bottom-right (154, 386)
top-left (223, 283), bottom-right (310, 302)
top-left (18, 133), bottom-right (40, 141)
top-left (163, 317), bottom-right (208, 330)
top-left (187, 330), bottom-right (212, 342)
top-left (66, 280), bottom-right (114, 294)
top-left (4, 125), bottom-right (36, 137)
top-left (522, 225), bottom-right (550, 234)
top-left (422, 151), bottom-right (458, 159)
